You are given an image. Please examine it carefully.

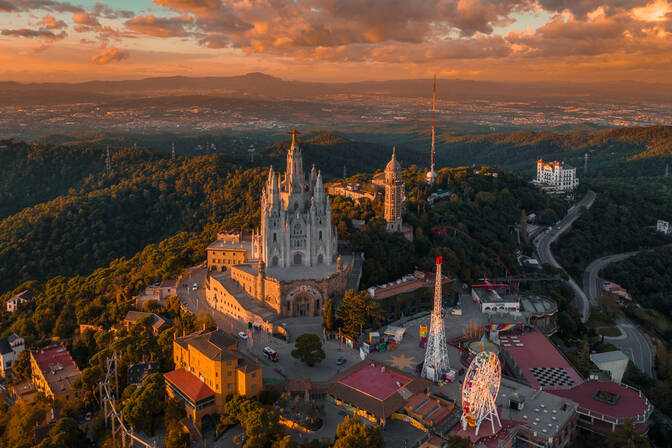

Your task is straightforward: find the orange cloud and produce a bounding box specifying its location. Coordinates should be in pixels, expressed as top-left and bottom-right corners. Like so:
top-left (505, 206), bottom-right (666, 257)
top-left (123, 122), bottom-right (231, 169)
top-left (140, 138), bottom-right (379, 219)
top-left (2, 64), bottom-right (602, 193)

top-left (125, 14), bottom-right (194, 37)
top-left (37, 13), bottom-right (67, 29)
top-left (91, 46), bottom-right (129, 64)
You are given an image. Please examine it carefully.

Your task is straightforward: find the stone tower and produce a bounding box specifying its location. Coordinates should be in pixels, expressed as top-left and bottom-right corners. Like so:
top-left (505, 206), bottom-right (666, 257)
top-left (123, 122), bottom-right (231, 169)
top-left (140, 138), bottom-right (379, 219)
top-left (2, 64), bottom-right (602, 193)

top-left (259, 129), bottom-right (337, 268)
top-left (384, 147), bottom-right (404, 232)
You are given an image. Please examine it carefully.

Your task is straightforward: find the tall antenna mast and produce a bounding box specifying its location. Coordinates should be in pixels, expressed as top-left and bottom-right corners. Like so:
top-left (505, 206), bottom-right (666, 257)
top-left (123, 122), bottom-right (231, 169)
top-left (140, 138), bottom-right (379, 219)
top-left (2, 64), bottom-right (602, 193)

top-left (427, 74), bottom-right (437, 185)
top-left (106, 145), bottom-right (111, 176)
top-left (171, 142), bottom-right (176, 161)
top-left (666, 163), bottom-right (669, 178)
top-left (584, 152), bottom-right (588, 175)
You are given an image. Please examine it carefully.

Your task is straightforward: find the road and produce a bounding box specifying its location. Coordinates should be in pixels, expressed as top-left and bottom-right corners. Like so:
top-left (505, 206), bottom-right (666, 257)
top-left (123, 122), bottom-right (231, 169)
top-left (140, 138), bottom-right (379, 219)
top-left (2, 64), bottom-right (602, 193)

top-left (583, 251), bottom-right (655, 377)
top-left (534, 190), bottom-right (596, 322)
top-left (583, 251), bottom-right (639, 306)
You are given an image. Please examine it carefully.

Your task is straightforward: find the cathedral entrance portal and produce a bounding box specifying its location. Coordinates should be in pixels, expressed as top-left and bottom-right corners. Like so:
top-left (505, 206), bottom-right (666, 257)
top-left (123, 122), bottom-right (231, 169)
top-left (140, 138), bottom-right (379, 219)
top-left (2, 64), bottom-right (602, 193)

top-left (285, 285), bottom-right (322, 318)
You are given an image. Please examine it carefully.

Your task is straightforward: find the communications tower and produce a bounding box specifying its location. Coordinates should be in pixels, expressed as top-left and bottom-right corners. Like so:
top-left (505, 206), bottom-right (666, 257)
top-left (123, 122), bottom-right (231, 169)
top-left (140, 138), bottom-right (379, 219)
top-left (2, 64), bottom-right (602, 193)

top-left (426, 74), bottom-right (437, 184)
top-left (422, 256), bottom-right (450, 382)
top-left (105, 145), bottom-right (111, 176)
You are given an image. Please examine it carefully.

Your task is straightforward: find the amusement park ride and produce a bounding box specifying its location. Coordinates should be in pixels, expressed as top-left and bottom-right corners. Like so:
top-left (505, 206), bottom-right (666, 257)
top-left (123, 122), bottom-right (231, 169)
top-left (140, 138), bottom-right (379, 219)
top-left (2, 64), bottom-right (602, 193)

top-left (461, 351), bottom-right (502, 436)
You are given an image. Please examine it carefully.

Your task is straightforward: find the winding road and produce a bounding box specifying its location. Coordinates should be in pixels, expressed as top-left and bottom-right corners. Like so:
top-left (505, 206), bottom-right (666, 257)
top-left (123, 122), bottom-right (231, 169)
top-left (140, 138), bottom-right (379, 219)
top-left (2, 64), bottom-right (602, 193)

top-left (534, 190), bottom-right (596, 323)
top-left (583, 251), bottom-right (655, 377)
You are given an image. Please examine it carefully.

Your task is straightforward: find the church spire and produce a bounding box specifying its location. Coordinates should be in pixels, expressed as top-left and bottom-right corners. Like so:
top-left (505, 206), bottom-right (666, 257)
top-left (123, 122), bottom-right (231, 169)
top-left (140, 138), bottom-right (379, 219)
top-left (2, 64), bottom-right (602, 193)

top-left (286, 128), bottom-right (304, 193)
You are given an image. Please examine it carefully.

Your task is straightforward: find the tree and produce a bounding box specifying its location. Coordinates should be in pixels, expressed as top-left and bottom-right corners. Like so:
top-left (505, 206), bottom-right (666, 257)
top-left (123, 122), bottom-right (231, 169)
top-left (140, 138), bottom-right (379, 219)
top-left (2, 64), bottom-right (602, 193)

top-left (608, 418), bottom-right (651, 448)
top-left (444, 435), bottom-right (474, 448)
top-left (333, 416), bottom-right (384, 448)
top-left (37, 417), bottom-right (89, 448)
top-left (122, 373), bottom-right (165, 435)
top-left (165, 423), bottom-right (190, 448)
top-left (195, 311), bottom-right (216, 332)
top-left (322, 298), bottom-right (335, 331)
top-left (291, 333), bottom-right (325, 367)
top-left (337, 290), bottom-right (380, 339)
top-left (165, 397), bottom-right (186, 427)
top-left (11, 349), bottom-right (31, 382)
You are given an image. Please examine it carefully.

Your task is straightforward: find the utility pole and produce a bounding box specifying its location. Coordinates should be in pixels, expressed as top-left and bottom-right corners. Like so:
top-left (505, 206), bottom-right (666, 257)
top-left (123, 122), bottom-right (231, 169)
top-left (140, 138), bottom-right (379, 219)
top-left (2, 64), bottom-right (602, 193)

top-left (106, 145), bottom-right (111, 176)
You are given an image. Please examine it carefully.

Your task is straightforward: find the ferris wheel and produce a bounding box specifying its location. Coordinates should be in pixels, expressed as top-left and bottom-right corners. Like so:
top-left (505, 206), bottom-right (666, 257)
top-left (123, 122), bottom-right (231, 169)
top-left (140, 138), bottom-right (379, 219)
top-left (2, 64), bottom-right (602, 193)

top-left (461, 351), bottom-right (502, 436)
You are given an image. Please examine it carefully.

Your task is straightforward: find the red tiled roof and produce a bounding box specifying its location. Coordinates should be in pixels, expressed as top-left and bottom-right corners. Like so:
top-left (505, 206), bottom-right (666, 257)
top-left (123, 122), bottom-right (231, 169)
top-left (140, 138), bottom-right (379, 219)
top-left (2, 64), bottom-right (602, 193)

top-left (164, 369), bottom-right (215, 402)
top-left (32, 345), bottom-right (81, 394)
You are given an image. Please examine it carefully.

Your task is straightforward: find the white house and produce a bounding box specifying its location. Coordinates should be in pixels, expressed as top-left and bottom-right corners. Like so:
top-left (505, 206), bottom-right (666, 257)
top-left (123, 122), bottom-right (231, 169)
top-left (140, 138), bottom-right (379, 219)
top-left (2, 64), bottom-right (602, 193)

top-left (0, 334), bottom-right (25, 378)
top-left (6, 290), bottom-right (36, 313)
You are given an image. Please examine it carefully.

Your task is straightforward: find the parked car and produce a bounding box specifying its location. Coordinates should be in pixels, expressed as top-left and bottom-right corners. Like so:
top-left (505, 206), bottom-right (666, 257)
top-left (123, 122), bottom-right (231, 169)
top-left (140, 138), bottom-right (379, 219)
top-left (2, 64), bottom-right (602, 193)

top-left (192, 283), bottom-right (198, 291)
top-left (238, 331), bottom-right (248, 340)
top-left (336, 357), bottom-right (347, 366)
top-left (263, 346), bottom-right (279, 362)
top-left (451, 308), bottom-right (462, 316)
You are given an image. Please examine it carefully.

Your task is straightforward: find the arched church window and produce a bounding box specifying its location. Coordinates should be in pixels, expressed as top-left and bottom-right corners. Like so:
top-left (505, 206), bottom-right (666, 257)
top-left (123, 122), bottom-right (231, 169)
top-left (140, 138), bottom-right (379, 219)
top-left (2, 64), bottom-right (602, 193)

top-left (273, 233), bottom-right (277, 242)
top-left (317, 254), bottom-right (323, 264)
top-left (319, 230), bottom-right (322, 241)
top-left (271, 256), bottom-right (278, 267)
top-left (293, 253), bottom-right (302, 265)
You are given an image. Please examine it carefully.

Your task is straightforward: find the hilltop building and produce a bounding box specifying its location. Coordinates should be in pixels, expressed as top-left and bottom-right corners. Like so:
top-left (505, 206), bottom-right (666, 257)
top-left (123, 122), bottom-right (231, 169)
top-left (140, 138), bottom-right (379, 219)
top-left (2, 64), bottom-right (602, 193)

top-left (165, 329), bottom-right (262, 425)
top-left (657, 219), bottom-right (671, 235)
top-left (0, 333), bottom-right (24, 378)
top-left (382, 149), bottom-right (413, 241)
top-left (500, 328), bottom-right (652, 435)
top-left (30, 344), bottom-right (81, 401)
top-left (367, 270), bottom-right (454, 323)
top-left (204, 130), bottom-right (354, 326)
top-left (327, 182), bottom-right (379, 204)
top-left (6, 289), bottom-right (36, 313)
top-left (534, 159), bottom-right (578, 193)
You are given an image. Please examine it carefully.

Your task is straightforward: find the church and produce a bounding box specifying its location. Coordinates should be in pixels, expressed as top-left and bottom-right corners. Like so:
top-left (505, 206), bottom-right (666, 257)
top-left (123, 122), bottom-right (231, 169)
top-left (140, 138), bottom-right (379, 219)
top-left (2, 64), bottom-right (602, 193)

top-left (204, 131), bottom-right (353, 326)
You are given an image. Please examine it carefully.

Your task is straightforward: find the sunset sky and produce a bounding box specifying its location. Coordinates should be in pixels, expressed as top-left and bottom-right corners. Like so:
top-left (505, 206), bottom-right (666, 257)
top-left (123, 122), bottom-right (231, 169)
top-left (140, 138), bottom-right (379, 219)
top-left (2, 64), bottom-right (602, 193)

top-left (0, 0), bottom-right (671, 83)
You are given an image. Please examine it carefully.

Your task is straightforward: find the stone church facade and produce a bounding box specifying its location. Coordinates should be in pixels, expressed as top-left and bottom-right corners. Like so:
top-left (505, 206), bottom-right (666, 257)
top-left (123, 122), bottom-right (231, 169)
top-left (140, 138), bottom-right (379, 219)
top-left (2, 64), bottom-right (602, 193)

top-left (204, 131), bottom-right (352, 323)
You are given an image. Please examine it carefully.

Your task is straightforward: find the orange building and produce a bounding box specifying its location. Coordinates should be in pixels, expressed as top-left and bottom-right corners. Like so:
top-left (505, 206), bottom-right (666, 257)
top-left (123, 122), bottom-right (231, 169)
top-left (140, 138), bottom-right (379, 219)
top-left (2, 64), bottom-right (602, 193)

top-left (206, 232), bottom-right (251, 272)
top-left (165, 329), bottom-right (262, 424)
top-left (30, 344), bottom-right (81, 402)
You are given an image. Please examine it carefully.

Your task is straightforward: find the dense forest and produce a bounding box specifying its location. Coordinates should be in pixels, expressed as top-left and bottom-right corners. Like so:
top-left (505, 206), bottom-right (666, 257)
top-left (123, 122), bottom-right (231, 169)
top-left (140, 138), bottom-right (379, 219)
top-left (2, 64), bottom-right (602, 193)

top-left (554, 179), bottom-right (672, 279)
top-left (32, 125), bottom-right (672, 179)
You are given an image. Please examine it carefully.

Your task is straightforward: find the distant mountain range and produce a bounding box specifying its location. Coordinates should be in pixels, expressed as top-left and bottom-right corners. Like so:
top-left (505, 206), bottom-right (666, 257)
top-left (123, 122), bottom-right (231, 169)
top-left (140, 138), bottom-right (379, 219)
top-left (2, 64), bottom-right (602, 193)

top-left (4, 72), bottom-right (672, 104)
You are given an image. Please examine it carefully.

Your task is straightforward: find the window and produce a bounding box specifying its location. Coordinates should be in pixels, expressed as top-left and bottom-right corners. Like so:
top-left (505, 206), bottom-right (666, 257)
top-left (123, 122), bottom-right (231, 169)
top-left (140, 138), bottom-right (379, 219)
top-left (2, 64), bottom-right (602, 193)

top-left (228, 371), bottom-right (232, 377)
top-left (252, 384), bottom-right (257, 391)
top-left (251, 372), bottom-right (256, 378)
top-left (228, 383), bottom-right (232, 390)
top-left (273, 233), bottom-right (277, 242)
top-left (271, 256), bottom-right (278, 267)
top-left (293, 253), bottom-right (302, 265)
top-left (215, 371), bottom-right (218, 377)
top-left (319, 230), bottom-right (322, 240)
top-left (317, 254), bottom-right (323, 264)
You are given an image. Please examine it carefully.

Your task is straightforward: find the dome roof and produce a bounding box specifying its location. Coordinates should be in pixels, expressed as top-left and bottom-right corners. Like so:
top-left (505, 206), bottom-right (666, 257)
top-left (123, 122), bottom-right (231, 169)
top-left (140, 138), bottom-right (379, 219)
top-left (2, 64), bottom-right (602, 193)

top-left (385, 147), bottom-right (401, 172)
